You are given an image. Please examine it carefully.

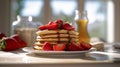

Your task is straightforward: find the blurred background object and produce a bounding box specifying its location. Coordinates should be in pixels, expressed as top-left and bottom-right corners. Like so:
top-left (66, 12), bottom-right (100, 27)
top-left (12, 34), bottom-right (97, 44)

top-left (0, 0), bottom-right (120, 43)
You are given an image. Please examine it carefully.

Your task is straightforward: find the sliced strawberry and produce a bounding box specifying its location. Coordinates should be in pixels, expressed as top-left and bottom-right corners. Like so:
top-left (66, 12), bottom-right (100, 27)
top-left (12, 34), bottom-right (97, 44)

top-left (42, 42), bottom-right (53, 51)
top-left (54, 20), bottom-right (63, 24)
top-left (54, 20), bottom-right (63, 29)
top-left (39, 25), bottom-right (46, 30)
top-left (0, 37), bottom-right (20, 51)
top-left (11, 34), bottom-right (27, 48)
top-left (67, 42), bottom-right (83, 51)
top-left (48, 21), bottom-right (54, 25)
top-left (0, 32), bottom-right (6, 39)
top-left (53, 43), bottom-right (66, 51)
top-left (62, 23), bottom-right (75, 30)
top-left (80, 42), bottom-right (92, 50)
top-left (46, 23), bottom-right (58, 30)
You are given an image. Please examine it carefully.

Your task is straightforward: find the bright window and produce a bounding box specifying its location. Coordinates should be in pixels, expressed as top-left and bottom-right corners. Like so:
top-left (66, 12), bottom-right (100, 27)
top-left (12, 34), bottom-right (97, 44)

top-left (11, 0), bottom-right (114, 43)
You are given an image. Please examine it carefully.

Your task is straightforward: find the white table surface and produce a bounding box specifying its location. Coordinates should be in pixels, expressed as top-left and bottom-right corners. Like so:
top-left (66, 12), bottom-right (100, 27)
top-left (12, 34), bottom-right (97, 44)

top-left (0, 45), bottom-right (120, 67)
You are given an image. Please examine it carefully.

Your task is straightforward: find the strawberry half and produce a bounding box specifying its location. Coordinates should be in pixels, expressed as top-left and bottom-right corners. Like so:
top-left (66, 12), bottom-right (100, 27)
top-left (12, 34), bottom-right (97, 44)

top-left (54, 20), bottom-right (63, 29)
top-left (48, 21), bottom-right (54, 25)
top-left (42, 42), bottom-right (53, 51)
top-left (67, 42), bottom-right (83, 51)
top-left (39, 25), bottom-right (47, 30)
top-left (46, 23), bottom-right (58, 30)
top-left (62, 23), bottom-right (75, 30)
top-left (11, 34), bottom-right (27, 48)
top-left (0, 37), bottom-right (20, 51)
top-left (80, 42), bottom-right (92, 50)
top-left (53, 43), bottom-right (66, 51)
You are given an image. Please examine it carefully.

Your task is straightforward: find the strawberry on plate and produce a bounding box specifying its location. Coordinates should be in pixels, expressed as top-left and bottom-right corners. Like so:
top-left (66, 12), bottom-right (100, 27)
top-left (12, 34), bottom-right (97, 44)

top-left (46, 22), bottom-right (58, 30)
top-left (62, 23), bottom-right (75, 30)
top-left (39, 25), bottom-right (47, 30)
top-left (53, 43), bottom-right (66, 51)
top-left (67, 42), bottom-right (83, 51)
top-left (54, 20), bottom-right (63, 29)
top-left (80, 42), bottom-right (92, 50)
top-left (0, 37), bottom-right (20, 51)
top-left (42, 42), bottom-right (53, 51)
top-left (39, 22), bottom-right (58, 30)
top-left (11, 34), bottom-right (27, 48)
top-left (48, 21), bottom-right (54, 25)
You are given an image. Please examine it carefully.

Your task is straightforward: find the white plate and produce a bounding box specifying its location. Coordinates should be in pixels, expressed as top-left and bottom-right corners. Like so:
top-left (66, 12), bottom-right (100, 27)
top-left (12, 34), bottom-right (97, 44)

top-left (23, 47), bottom-right (96, 56)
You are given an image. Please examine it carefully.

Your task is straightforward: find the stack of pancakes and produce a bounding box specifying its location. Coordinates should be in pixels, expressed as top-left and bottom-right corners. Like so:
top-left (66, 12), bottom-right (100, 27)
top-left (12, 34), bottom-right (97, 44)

top-left (34, 29), bottom-right (79, 50)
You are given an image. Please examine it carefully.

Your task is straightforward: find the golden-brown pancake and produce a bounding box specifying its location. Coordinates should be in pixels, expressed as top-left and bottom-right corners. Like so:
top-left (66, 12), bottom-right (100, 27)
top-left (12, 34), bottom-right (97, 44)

top-left (36, 30), bottom-right (79, 36)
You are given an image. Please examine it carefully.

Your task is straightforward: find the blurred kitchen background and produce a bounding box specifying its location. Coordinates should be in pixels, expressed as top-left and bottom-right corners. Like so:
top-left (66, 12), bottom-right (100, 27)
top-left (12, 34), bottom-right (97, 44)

top-left (0, 0), bottom-right (120, 43)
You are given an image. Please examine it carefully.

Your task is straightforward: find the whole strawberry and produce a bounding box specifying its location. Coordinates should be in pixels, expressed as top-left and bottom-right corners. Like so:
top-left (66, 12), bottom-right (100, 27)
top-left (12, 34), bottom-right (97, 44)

top-left (0, 37), bottom-right (20, 51)
top-left (11, 34), bottom-right (27, 48)
top-left (0, 32), bottom-right (6, 39)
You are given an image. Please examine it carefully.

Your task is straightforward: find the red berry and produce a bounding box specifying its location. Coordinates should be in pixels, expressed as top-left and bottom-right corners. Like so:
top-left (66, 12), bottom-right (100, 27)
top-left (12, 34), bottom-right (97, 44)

top-left (11, 34), bottom-right (27, 48)
top-left (53, 43), bottom-right (66, 51)
top-left (0, 37), bottom-right (20, 51)
top-left (0, 32), bottom-right (6, 39)
top-left (46, 23), bottom-right (58, 30)
top-left (42, 42), bottom-right (53, 51)
top-left (39, 25), bottom-right (46, 30)
top-left (80, 42), bottom-right (92, 50)
top-left (62, 23), bottom-right (75, 30)
top-left (54, 20), bottom-right (63, 25)
top-left (48, 21), bottom-right (54, 25)
top-left (54, 20), bottom-right (63, 29)
top-left (67, 42), bottom-right (83, 51)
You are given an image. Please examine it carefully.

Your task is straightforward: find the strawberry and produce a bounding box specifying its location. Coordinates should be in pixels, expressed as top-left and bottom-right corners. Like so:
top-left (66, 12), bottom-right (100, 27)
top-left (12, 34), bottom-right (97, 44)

top-left (53, 43), bottom-right (66, 51)
top-left (0, 37), bottom-right (20, 51)
top-left (54, 20), bottom-right (63, 24)
top-left (80, 42), bottom-right (92, 50)
top-left (11, 34), bottom-right (27, 48)
top-left (46, 23), bottom-right (58, 30)
top-left (39, 25), bottom-right (46, 30)
top-left (42, 42), bottom-right (53, 51)
top-left (62, 23), bottom-right (75, 30)
top-left (48, 21), bottom-right (54, 25)
top-left (0, 32), bottom-right (6, 39)
top-left (67, 42), bottom-right (83, 51)
top-left (54, 20), bottom-right (63, 29)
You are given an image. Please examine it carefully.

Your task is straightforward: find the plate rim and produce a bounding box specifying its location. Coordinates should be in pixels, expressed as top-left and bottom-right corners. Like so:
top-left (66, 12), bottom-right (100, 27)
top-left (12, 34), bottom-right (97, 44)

top-left (23, 47), bottom-right (96, 54)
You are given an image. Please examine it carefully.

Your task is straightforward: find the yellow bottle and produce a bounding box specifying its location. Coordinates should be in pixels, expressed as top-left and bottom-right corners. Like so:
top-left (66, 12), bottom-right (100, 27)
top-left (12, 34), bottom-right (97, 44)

top-left (74, 10), bottom-right (90, 43)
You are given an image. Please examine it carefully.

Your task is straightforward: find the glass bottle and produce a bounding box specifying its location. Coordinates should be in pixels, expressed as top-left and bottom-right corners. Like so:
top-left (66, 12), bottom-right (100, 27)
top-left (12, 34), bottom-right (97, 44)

top-left (74, 10), bottom-right (90, 43)
top-left (11, 16), bottom-right (37, 47)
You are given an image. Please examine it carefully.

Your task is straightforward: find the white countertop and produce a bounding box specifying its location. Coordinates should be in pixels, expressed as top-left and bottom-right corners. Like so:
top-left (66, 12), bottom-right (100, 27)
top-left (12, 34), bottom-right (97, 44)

top-left (0, 45), bottom-right (120, 67)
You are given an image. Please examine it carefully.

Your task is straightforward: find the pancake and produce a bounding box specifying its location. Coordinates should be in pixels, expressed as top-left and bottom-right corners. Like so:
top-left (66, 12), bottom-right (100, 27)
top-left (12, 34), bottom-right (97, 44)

top-left (36, 38), bottom-right (79, 42)
top-left (37, 34), bottom-right (79, 38)
top-left (36, 30), bottom-right (79, 36)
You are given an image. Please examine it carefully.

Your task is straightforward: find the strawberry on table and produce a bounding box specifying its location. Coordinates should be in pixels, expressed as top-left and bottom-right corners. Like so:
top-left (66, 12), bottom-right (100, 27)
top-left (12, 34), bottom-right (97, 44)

top-left (0, 32), bottom-right (6, 39)
top-left (11, 34), bottom-right (27, 48)
top-left (0, 37), bottom-right (20, 51)
top-left (53, 43), bottom-right (66, 51)
top-left (42, 42), bottom-right (53, 51)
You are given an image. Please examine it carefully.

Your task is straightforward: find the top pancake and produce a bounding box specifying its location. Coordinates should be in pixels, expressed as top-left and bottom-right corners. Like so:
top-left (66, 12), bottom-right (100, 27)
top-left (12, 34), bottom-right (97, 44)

top-left (36, 30), bottom-right (79, 36)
